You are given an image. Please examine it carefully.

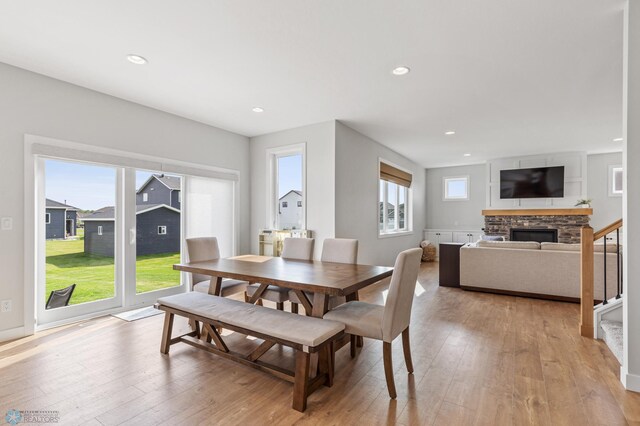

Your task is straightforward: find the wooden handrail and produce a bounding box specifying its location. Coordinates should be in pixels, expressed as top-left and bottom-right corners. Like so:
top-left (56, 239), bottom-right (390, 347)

top-left (579, 218), bottom-right (623, 338)
top-left (593, 219), bottom-right (624, 241)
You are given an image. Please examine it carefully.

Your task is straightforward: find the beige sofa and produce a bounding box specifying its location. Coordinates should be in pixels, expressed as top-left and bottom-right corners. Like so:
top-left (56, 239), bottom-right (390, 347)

top-left (460, 240), bottom-right (619, 302)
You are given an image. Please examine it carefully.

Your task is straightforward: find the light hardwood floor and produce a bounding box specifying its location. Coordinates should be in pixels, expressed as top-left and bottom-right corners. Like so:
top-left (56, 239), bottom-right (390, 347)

top-left (1, 262), bottom-right (638, 425)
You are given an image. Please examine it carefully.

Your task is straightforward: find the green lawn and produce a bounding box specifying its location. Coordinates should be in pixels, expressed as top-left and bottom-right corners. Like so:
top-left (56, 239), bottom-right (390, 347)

top-left (46, 229), bottom-right (180, 305)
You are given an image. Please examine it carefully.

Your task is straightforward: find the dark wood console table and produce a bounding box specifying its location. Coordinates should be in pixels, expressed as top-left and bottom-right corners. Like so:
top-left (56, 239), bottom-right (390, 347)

top-left (439, 242), bottom-right (465, 288)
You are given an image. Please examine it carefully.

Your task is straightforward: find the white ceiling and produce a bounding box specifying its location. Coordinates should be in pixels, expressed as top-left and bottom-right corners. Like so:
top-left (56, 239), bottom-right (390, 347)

top-left (0, 0), bottom-right (625, 167)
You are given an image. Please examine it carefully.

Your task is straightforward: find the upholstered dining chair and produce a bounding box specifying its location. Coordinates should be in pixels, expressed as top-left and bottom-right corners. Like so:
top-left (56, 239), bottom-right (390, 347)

top-left (289, 238), bottom-right (358, 314)
top-left (245, 237), bottom-right (315, 310)
top-left (323, 247), bottom-right (422, 399)
top-left (186, 237), bottom-right (249, 297)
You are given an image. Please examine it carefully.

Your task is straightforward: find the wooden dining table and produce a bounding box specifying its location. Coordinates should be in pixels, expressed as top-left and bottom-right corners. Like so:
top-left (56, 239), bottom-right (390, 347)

top-left (173, 254), bottom-right (394, 319)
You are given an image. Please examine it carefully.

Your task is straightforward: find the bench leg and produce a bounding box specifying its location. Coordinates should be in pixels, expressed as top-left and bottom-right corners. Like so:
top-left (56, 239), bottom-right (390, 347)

top-left (160, 312), bottom-right (175, 354)
top-left (293, 351), bottom-right (310, 412)
top-left (291, 303), bottom-right (298, 314)
top-left (319, 343), bottom-right (334, 387)
top-left (276, 302), bottom-right (284, 311)
top-left (350, 334), bottom-right (357, 358)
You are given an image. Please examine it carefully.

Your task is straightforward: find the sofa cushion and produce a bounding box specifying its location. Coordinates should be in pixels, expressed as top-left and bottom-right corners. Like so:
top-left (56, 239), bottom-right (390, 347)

top-left (594, 242), bottom-right (621, 253)
top-left (481, 235), bottom-right (505, 241)
top-left (540, 243), bottom-right (581, 252)
top-left (476, 240), bottom-right (541, 250)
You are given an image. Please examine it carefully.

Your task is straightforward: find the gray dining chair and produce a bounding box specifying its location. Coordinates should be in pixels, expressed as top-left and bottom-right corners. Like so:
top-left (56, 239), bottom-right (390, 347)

top-left (289, 238), bottom-right (358, 314)
top-left (323, 247), bottom-right (422, 399)
top-left (186, 237), bottom-right (249, 297)
top-left (245, 237), bottom-right (315, 310)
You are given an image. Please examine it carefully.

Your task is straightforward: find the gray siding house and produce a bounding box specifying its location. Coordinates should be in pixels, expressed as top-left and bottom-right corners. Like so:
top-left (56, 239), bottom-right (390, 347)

top-left (83, 204), bottom-right (180, 256)
top-left (136, 174), bottom-right (181, 209)
top-left (46, 198), bottom-right (78, 239)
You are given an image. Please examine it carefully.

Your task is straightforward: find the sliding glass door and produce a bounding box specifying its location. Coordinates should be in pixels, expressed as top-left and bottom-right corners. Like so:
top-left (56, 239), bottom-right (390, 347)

top-left (36, 156), bottom-right (237, 325)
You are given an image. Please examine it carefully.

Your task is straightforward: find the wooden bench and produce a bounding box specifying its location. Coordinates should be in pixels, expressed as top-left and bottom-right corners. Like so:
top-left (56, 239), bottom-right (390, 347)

top-left (155, 292), bottom-right (345, 412)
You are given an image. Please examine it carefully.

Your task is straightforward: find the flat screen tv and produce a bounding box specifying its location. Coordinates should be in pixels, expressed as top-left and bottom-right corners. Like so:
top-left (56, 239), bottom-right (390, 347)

top-left (500, 166), bottom-right (565, 199)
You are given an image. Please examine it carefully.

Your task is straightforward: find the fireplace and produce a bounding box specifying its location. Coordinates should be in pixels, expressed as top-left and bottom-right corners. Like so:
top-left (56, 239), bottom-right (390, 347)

top-left (510, 228), bottom-right (558, 243)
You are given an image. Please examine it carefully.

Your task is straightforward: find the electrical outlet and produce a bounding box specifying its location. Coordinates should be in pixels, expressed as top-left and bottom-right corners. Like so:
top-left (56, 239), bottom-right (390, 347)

top-left (1, 300), bottom-right (11, 313)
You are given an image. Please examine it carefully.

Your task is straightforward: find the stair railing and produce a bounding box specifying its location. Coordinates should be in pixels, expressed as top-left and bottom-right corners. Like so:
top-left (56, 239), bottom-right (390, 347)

top-left (580, 218), bottom-right (623, 338)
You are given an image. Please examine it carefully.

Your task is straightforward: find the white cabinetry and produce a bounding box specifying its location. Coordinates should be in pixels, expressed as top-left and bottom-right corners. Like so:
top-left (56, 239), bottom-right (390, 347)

top-left (424, 229), bottom-right (482, 257)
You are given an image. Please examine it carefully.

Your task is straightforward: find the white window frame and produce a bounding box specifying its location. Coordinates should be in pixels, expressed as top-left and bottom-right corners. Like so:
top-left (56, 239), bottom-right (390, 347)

top-left (98, 225), bottom-right (103, 236)
top-left (45, 213), bottom-right (51, 224)
top-left (443, 175), bottom-right (470, 201)
top-left (297, 201), bottom-right (302, 207)
top-left (609, 165), bottom-right (623, 197)
top-left (142, 192), bottom-right (148, 202)
top-left (266, 143), bottom-right (306, 230)
top-left (378, 159), bottom-right (413, 238)
top-left (157, 225), bottom-right (167, 235)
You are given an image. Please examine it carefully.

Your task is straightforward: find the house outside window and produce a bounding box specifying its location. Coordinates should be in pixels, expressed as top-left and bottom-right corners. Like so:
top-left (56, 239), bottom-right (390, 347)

top-left (158, 226), bottom-right (167, 235)
top-left (45, 213), bottom-right (51, 224)
top-left (268, 144), bottom-right (305, 230)
top-left (297, 201), bottom-right (302, 207)
top-left (282, 201), bottom-right (288, 208)
top-left (379, 160), bottom-right (412, 236)
top-left (443, 176), bottom-right (469, 200)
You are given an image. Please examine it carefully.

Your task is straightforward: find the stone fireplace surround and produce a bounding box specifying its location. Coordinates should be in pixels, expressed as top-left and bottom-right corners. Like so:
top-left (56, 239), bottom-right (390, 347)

top-left (482, 208), bottom-right (592, 244)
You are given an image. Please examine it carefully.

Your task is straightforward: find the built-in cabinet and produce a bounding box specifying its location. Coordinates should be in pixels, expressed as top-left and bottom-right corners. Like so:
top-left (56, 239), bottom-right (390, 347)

top-left (423, 229), bottom-right (483, 257)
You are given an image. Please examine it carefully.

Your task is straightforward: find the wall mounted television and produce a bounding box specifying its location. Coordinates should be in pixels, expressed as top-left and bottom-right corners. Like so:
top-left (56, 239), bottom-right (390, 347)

top-left (500, 166), bottom-right (565, 199)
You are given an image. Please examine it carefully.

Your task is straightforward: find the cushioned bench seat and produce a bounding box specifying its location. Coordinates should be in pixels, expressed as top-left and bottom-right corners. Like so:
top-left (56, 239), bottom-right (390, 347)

top-left (155, 292), bottom-right (345, 411)
top-left (157, 292), bottom-right (344, 348)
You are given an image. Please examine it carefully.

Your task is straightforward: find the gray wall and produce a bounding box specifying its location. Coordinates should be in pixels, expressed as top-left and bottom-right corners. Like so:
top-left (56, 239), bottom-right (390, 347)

top-left (425, 164), bottom-right (486, 230)
top-left (136, 209), bottom-right (181, 255)
top-left (424, 154), bottom-right (622, 232)
top-left (136, 178), bottom-right (175, 207)
top-left (0, 62), bottom-right (250, 335)
top-left (45, 209), bottom-right (66, 239)
top-left (84, 221), bottom-right (115, 257)
top-left (587, 152), bottom-right (623, 230)
top-left (335, 122), bottom-right (426, 266)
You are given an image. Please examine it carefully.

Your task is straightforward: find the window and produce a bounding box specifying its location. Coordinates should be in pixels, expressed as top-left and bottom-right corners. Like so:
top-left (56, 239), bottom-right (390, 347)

top-left (379, 160), bottom-right (412, 236)
top-left (45, 213), bottom-right (51, 224)
top-left (444, 176), bottom-right (469, 200)
top-left (98, 225), bottom-right (103, 236)
top-left (268, 144), bottom-right (305, 230)
top-left (158, 226), bottom-right (167, 235)
top-left (609, 165), bottom-right (623, 196)
top-left (142, 193), bottom-right (148, 202)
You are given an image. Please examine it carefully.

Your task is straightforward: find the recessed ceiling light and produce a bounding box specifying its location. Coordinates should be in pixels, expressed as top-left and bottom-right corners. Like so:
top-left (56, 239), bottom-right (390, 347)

top-left (126, 54), bottom-right (147, 65)
top-left (445, 131), bottom-right (456, 135)
top-left (463, 153), bottom-right (471, 157)
top-left (392, 66), bottom-right (410, 76)
top-left (613, 138), bottom-right (623, 142)
top-left (252, 107), bottom-right (264, 113)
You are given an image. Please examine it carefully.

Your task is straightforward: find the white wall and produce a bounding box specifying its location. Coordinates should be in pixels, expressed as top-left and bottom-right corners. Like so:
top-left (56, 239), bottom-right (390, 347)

top-left (250, 121), bottom-right (336, 259)
top-left (335, 121), bottom-right (426, 266)
top-left (587, 152), bottom-right (623, 230)
top-left (425, 164), bottom-right (486, 230)
top-left (424, 154), bottom-right (622, 232)
top-left (622, 0), bottom-right (640, 392)
top-left (0, 63), bottom-right (250, 338)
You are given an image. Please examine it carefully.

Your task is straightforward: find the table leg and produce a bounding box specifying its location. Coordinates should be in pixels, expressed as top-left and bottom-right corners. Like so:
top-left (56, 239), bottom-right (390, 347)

top-left (309, 294), bottom-right (330, 376)
top-left (346, 291), bottom-right (364, 347)
top-left (208, 276), bottom-right (223, 296)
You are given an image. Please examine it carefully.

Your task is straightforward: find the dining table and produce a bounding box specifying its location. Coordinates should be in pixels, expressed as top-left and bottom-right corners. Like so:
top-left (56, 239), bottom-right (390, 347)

top-left (173, 254), bottom-right (394, 319)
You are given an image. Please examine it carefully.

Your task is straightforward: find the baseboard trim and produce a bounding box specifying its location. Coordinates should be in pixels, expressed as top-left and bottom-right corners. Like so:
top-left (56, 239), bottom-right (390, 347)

top-left (460, 285), bottom-right (580, 304)
top-left (621, 367), bottom-right (640, 392)
top-left (0, 326), bottom-right (26, 343)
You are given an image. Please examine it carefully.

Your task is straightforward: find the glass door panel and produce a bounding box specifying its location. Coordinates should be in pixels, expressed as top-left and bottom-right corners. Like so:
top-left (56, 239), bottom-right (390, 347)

top-left (134, 171), bottom-right (182, 294)
top-left (39, 159), bottom-right (120, 324)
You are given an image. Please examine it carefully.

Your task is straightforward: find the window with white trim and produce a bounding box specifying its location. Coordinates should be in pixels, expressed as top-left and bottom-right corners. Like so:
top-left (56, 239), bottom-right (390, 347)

top-left (609, 165), bottom-right (623, 196)
top-left (443, 176), bottom-right (469, 200)
top-left (97, 225), bottom-right (103, 236)
top-left (379, 160), bottom-right (412, 236)
top-left (142, 193), bottom-right (148, 202)
top-left (268, 145), bottom-right (305, 230)
top-left (157, 226), bottom-right (167, 235)
top-left (45, 213), bottom-right (51, 224)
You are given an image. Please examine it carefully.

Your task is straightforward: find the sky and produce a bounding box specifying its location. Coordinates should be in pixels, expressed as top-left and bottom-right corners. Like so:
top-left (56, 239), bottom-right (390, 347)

top-left (45, 160), bottom-right (155, 210)
top-left (278, 154), bottom-right (302, 198)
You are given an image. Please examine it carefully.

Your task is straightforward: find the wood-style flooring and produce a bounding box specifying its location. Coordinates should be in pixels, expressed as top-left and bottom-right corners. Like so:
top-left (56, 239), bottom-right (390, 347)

top-left (1, 262), bottom-right (639, 425)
